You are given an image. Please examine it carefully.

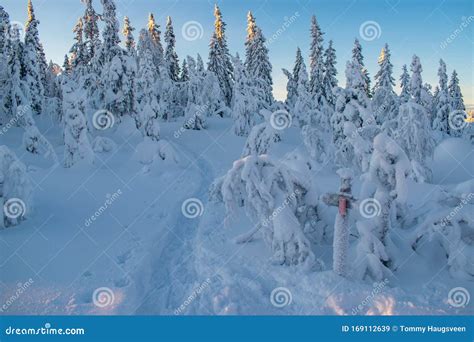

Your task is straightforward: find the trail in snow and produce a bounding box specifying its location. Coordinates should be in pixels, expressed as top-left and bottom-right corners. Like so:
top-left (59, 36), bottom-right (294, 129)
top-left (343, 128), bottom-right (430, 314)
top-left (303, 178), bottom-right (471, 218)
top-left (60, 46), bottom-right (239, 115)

top-left (132, 140), bottom-right (215, 315)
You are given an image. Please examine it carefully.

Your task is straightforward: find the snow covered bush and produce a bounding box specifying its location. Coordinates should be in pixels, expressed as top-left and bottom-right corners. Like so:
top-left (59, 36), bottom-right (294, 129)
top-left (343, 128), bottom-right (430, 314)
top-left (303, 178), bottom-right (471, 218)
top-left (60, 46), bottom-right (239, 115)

top-left (394, 101), bottom-right (435, 183)
top-left (211, 154), bottom-right (320, 268)
top-left (62, 83), bottom-right (94, 168)
top-left (412, 180), bottom-right (474, 280)
top-left (241, 111), bottom-right (278, 158)
top-left (0, 147), bottom-right (32, 228)
top-left (354, 132), bottom-right (410, 280)
top-left (92, 136), bottom-right (116, 153)
top-left (134, 137), bottom-right (180, 170)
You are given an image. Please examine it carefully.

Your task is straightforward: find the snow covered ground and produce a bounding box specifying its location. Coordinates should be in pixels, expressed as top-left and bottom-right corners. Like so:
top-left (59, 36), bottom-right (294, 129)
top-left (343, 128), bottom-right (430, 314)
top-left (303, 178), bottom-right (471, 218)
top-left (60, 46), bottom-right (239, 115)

top-left (0, 115), bottom-right (472, 316)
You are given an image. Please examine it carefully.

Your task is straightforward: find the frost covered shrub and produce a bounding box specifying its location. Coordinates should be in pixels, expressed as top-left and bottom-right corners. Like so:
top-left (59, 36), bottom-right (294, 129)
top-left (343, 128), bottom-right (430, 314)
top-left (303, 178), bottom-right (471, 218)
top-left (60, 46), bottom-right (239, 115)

top-left (413, 180), bottom-right (474, 280)
top-left (354, 133), bottom-right (410, 281)
top-left (0, 147), bottom-right (32, 228)
top-left (211, 154), bottom-right (319, 267)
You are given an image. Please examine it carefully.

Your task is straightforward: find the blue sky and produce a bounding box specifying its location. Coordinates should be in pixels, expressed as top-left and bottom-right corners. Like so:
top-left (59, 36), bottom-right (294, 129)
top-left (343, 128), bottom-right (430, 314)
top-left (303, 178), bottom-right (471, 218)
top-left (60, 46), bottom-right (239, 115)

top-left (3, 0), bottom-right (473, 104)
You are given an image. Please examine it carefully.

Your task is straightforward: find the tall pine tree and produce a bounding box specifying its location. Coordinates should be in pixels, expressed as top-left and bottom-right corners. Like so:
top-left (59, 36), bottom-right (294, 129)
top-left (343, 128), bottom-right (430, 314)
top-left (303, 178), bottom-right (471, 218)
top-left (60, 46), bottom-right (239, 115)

top-left (322, 40), bottom-right (338, 107)
top-left (244, 13), bottom-right (272, 106)
top-left (352, 39), bottom-right (371, 98)
top-left (208, 5), bottom-right (234, 106)
top-left (309, 15), bottom-right (324, 103)
top-left (432, 59), bottom-right (451, 135)
top-left (164, 16), bottom-right (180, 81)
top-left (372, 44), bottom-right (398, 126)
top-left (23, 0), bottom-right (45, 115)
top-left (399, 64), bottom-right (410, 103)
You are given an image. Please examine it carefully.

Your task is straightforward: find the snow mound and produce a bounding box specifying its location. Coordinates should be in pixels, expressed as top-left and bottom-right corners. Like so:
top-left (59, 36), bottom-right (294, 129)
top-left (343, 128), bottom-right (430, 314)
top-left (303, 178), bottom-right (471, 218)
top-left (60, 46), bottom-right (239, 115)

top-left (433, 138), bottom-right (473, 184)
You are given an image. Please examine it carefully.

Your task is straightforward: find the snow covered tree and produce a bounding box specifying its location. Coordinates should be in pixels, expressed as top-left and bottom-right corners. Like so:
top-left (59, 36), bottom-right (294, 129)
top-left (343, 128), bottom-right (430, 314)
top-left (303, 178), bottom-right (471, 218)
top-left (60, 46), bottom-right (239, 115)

top-left (293, 57), bottom-right (312, 126)
top-left (283, 47), bottom-right (304, 108)
top-left (354, 132), bottom-right (410, 280)
top-left (2, 159), bottom-right (32, 228)
top-left (164, 16), bottom-right (180, 81)
top-left (241, 110), bottom-right (278, 157)
top-left (399, 64), bottom-right (411, 103)
top-left (211, 154), bottom-right (317, 267)
top-left (183, 56), bottom-right (206, 130)
top-left (82, 0), bottom-right (101, 63)
top-left (23, 0), bottom-right (45, 115)
top-left (409, 55), bottom-right (423, 105)
top-left (122, 16), bottom-right (136, 57)
top-left (231, 54), bottom-right (258, 136)
top-left (21, 108), bottom-right (57, 162)
top-left (98, 0), bottom-right (121, 63)
top-left (1, 27), bottom-right (31, 124)
top-left (208, 5), bottom-right (234, 106)
top-left (333, 60), bottom-right (376, 168)
top-left (342, 122), bottom-right (371, 173)
top-left (322, 40), bottom-right (338, 107)
top-left (147, 13), bottom-right (164, 69)
top-left (26, 0), bottom-right (48, 89)
top-left (372, 44), bottom-right (399, 128)
top-left (432, 59), bottom-right (451, 136)
top-left (352, 39), bottom-right (371, 98)
top-left (449, 70), bottom-right (465, 113)
top-left (69, 17), bottom-right (87, 71)
top-left (309, 15), bottom-right (325, 104)
top-left (62, 82), bottom-right (94, 168)
top-left (136, 49), bottom-right (160, 139)
top-left (244, 12), bottom-right (273, 106)
top-left (180, 59), bottom-right (189, 82)
top-left (395, 100), bottom-right (435, 183)
top-left (0, 5), bottom-right (10, 54)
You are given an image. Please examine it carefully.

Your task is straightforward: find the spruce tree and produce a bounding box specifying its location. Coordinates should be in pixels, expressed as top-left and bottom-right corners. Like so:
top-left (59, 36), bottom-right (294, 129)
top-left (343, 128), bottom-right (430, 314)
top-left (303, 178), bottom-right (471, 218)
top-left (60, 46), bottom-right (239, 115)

top-left (69, 18), bottom-right (86, 70)
top-left (207, 5), bottom-right (234, 106)
top-left (432, 59), bottom-right (451, 135)
top-left (2, 26), bottom-right (31, 124)
top-left (322, 40), bottom-right (338, 106)
top-left (372, 44), bottom-right (398, 126)
top-left (0, 5), bottom-right (10, 54)
top-left (123, 16), bottom-right (136, 57)
top-left (399, 64), bottom-right (410, 103)
top-left (409, 55), bottom-right (423, 105)
top-left (180, 59), bottom-right (189, 82)
top-left (352, 39), bottom-right (371, 97)
top-left (245, 22), bottom-right (273, 106)
top-left (309, 15), bottom-right (324, 102)
top-left (148, 13), bottom-right (164, 69)
top-left (449, 70), bottom-right (465, 112)
top-left (164, 16), bottom-right (180, 81)
top-left (26, 0), bottom-right (48, 89)
top-left (82, 0), bottom-right (100, 63)
top-left (283, 47), bottom-right (304, 107)
top-left (24, 0), bottom-right (44, 115)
